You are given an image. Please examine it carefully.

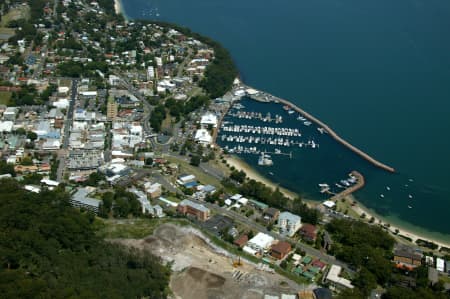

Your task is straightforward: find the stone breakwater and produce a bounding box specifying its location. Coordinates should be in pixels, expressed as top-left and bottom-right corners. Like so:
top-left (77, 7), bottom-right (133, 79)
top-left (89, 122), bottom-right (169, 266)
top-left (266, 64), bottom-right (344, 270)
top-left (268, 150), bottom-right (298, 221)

top-left (243, 84), bottom-right (396, 173)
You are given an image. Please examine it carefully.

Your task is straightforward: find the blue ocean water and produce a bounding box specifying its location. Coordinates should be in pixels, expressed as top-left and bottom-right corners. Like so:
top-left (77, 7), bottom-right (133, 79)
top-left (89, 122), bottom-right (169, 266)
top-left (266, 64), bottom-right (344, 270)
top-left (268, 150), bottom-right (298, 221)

top-left (121, 0), bottom-right (450, 241)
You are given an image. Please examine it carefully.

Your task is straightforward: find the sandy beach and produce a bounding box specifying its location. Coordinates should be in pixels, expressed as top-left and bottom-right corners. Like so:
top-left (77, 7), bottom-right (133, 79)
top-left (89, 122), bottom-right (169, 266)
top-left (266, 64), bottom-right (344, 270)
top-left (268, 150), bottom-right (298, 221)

top-left (114, 0), bottom-right (122, 15)
top-left (225, 155), bottom-right (298, 200)
top-left (225, 155), bottom-right (450, 251)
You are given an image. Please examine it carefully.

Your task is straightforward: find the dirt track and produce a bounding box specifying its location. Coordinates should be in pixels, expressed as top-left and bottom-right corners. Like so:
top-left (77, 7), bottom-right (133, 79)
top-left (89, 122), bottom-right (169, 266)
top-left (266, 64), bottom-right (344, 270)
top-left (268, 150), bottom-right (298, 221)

top-left (112, 223), bottom-right (308, 299)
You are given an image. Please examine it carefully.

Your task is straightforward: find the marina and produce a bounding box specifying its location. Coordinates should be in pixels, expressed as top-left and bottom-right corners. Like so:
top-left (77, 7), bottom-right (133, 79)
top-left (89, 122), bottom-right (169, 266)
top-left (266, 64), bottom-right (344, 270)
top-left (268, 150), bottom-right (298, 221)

top-left (240, 84), bottom-right (396, 173)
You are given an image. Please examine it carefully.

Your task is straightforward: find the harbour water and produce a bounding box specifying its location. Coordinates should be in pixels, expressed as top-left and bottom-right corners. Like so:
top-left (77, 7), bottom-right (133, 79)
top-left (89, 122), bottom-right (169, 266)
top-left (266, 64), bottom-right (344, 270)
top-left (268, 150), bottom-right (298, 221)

top-left (120, 0), bottom-right (450, 242)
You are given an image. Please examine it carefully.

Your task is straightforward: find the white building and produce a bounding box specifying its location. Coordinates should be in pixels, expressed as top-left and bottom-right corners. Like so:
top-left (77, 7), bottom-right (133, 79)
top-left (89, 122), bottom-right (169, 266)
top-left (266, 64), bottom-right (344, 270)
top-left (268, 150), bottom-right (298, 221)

top-left (246, 232), bottom-right (275, 254)
top-left (278, 212), bottom-right (302, 237)
top-left (3, 107), bottom-right (18, 120)
top-left (325, 265), bottom-right (354, 290)
top-left (147, 66), bottom-right (155, 80)
top-left (0, 121), bottom-right (13, 132)
top-left (200, 113), bottom-right (218, 128)
top-left (194, 129), bottom-right (212, 146)
top-left (437, 258), bottom-right (445, 272)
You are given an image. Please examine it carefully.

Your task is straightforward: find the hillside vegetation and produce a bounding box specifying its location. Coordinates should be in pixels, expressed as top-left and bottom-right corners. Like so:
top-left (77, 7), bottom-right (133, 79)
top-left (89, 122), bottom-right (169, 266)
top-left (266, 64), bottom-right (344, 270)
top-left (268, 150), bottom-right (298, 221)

top-left (0, 179), bottom-right (170, 298)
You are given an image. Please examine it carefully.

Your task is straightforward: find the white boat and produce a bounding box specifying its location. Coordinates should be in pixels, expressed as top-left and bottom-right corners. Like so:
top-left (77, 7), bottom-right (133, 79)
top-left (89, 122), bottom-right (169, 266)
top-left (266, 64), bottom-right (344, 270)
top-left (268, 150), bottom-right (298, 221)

top-left (288, 110), bottom-right (295, 115)
top-left (408, 194), bottom-right (413, 199)
top-left (317, 128), bottom-right (326, 134)
top-left (318, 183), bottom-right (329, 188)
top-left (304, 121), bottom-right (312, 126)
top-left (408, 205), bottom-right (413, 209)
top-left (258, 152), bottom-right (273, 166)
top-left (386, 186), bottom-right (391, 191)
top-left (380, 194), bottom-right (385, 198)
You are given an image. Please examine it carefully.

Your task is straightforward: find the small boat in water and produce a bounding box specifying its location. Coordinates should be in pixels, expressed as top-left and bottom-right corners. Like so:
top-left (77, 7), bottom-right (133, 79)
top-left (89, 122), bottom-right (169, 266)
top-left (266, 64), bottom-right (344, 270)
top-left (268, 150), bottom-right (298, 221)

top-left (258, 152), bottom-right (273, 166)
top-left (269, 172), bottom-right (274, 176)
top-left (317, 127), bottom-right (326, 134)
top-left (386, 186), bottom-right (391, 191)
top-left (318, 183), bottom-right (329, 188)
top-left (380, 194), bottom-right (385, 198)
top-left (304, 121), bottom-right (312, 126)
top-left (408, 194), bottom-right (413, 199)
top-left (408, 205), bottom-right (413, 209)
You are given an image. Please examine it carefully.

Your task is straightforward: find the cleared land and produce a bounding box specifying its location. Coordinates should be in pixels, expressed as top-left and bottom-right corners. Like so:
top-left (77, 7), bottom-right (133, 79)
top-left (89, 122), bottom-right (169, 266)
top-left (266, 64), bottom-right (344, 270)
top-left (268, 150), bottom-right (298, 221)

top-left (112, 223), bottom-right (306, 299)
top-left (0, 92), bottom-right (12, 105)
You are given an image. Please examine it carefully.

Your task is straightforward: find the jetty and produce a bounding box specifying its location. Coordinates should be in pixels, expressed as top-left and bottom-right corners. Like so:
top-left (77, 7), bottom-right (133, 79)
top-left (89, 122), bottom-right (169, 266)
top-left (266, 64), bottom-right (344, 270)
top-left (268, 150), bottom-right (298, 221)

top-left (329, 171), bottom-right (365, 201)
top-left (241, 84), bottom-right (395, 173)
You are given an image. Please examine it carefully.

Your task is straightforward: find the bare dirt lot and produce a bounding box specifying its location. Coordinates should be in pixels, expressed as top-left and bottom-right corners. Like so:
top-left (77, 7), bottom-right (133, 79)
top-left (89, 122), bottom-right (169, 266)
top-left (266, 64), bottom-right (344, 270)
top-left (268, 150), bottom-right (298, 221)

top-left (113, 223), bottom-right (304, 299)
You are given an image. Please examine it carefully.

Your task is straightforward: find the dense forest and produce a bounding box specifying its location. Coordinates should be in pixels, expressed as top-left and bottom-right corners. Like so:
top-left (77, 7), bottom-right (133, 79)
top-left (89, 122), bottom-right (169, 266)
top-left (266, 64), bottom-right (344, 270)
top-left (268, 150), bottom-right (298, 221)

top-left (328, 218), bottom-right (450, 299)
top-left (0, 179), bottom-right (170, 298)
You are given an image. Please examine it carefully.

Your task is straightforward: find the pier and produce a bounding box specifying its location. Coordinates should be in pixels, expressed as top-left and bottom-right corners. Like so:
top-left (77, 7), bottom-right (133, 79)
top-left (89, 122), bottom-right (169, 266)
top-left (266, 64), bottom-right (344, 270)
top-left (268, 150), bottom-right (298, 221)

top-left (241, 84), bottom-right (396, 173)
top-left (329, 171), bottom-right (365, 201)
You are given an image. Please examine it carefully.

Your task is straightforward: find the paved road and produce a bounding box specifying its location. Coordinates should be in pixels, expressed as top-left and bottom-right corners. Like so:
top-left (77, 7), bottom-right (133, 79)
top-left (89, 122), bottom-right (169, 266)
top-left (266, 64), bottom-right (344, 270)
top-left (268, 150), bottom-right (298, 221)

top-left (56, 79), bottom-right (77, 181)
top-left (189, 198), bottom-right (354, 274)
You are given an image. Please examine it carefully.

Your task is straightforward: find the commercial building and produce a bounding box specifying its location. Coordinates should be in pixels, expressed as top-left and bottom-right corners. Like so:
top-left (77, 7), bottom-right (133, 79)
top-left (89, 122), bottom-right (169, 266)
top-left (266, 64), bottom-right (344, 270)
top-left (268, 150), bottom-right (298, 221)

top-left (144, 182), bottom-right (162, 198)
top-left (194, 128), bottom-right (212, 146)
top-left (200, 113), bottom-right (218, 128)
top-left (177, 199), bottom-right (210, 221)
top-left (325, 265), bottom-right (354, 290)
top-left (278, 211), bottom-right (302, 237)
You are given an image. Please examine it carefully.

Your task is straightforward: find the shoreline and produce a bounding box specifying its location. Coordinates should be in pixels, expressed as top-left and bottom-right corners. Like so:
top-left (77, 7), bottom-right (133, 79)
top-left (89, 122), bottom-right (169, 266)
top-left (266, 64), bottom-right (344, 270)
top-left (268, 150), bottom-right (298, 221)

top-left (114, 0), bottom-right (125, 18)
top-left (347, 196), bottom-right (450, 250)
top-left (225, 154), bottom-right (450, 250)
top-left (225, 154), bottom-right (298, 200)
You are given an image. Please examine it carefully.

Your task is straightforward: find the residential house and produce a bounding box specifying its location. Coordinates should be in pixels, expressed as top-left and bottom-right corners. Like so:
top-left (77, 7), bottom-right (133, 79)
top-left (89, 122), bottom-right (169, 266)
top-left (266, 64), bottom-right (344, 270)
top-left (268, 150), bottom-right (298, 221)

top-left (234, 235), bottom-right (248, 248)
top-left (393, 245), bottom-right (423, 269)
top-left (263, 207), bottom-right (280, 223)
top-left (271, 241), bottom-right (292, 260)
top-left (299, 223), bottom-right (317, 242)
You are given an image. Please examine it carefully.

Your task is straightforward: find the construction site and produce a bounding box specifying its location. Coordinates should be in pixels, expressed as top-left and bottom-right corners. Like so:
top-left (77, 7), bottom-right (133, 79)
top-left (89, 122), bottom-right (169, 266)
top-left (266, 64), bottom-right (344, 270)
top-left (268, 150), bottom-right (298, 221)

top-left (113, 223), bottom-right (312, 299)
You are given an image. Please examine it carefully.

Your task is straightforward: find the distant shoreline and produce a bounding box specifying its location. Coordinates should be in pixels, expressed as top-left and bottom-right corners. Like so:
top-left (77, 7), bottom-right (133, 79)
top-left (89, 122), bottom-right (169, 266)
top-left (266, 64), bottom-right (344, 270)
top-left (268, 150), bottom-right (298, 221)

top-left (114, 0), bottom-right (126, 18)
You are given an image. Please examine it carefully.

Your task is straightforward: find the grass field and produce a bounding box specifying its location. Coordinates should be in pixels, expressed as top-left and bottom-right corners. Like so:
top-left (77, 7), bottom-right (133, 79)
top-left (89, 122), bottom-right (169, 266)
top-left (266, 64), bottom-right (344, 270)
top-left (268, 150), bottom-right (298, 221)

top-left (0, 92), bottom-right (12, 105)
top-left (96, 217), bottom-right (190, 239)
top-left (0, 5), bottom-right (30, 27)
top-left (164, 155), bottom-right (223, 187)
